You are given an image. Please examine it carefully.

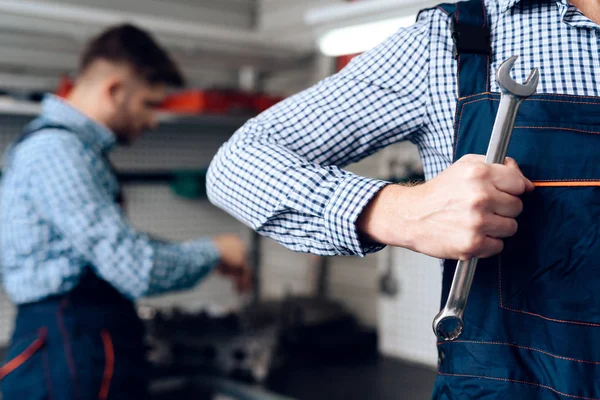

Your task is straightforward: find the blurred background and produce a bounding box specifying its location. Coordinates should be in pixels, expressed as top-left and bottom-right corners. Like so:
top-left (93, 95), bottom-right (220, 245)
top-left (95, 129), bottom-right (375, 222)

top-left (0, 1), bottom-right (447, 399)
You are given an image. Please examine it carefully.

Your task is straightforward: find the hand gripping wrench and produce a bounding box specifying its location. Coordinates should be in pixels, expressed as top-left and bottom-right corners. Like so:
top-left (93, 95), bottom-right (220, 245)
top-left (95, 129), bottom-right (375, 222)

top-left (433, 56), bottom-right (540, 341)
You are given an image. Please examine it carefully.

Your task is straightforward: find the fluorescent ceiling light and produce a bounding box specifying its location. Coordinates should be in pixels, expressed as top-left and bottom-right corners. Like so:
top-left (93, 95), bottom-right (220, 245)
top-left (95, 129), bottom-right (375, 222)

top-left (318, 14), bottom-right (417, 57)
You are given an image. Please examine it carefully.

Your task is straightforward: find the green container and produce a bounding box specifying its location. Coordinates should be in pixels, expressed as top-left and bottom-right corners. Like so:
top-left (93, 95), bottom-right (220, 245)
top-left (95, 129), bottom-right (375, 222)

top-left (170, 169), bottom-right (208, 199)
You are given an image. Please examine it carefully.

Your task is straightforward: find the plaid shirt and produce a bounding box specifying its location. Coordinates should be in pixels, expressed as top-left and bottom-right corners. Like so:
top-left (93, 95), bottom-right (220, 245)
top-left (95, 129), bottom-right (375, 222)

top-left (208, 0), bottom-right (599, 257)
top-left (1, 96), bottom-right (220, 304)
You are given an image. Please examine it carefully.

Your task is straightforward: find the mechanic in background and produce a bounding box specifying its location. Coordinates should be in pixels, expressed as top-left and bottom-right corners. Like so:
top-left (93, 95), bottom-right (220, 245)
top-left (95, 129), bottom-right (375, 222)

top-left (0, 24), bottom-right (251, 399)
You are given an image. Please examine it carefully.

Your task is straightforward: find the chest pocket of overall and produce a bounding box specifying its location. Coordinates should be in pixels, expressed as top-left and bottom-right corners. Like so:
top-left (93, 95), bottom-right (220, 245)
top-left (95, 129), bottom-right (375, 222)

top-left (457, 94), bottom-right (600, 325)
top-left (498, 96), bottom-right (600, 326)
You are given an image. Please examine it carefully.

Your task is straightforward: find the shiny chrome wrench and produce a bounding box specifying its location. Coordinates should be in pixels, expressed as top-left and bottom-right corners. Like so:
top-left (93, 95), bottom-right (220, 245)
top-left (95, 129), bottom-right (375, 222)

top-left (433, 56), bottom-right (539, 341)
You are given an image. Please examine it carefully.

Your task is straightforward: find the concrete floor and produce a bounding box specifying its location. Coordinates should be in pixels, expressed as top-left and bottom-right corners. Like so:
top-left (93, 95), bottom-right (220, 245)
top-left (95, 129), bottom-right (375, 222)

top-left (0, 346), bottom-right (437, 400)
top-left (266, 357), bottom-right (437, 400)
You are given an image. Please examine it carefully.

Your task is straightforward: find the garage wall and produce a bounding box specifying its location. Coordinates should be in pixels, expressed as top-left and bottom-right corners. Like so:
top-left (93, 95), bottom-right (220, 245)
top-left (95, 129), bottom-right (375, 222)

top-left (378, 247), bottom-right (441, 367)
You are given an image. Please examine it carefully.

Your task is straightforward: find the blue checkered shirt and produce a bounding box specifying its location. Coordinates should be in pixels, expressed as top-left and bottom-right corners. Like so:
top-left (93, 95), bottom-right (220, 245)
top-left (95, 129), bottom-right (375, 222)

top-left (208, 0), bottom-right (599, 257)
top-left (1, 95), bottom-right (221, 304)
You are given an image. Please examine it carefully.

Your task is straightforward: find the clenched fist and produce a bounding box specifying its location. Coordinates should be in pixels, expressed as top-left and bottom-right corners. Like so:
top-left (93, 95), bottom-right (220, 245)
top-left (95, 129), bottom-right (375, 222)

top-left (358, 154), bottom-right (534, 260)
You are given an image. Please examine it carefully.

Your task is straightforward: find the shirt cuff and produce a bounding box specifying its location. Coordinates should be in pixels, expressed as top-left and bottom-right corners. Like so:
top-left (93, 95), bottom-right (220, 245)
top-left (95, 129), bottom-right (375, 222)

top-left (323, 174), bottom-right (389, 257)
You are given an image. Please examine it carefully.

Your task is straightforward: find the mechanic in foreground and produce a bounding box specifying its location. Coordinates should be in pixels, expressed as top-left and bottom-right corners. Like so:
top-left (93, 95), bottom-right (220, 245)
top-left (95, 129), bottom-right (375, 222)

top-left (208, 0), bottom-right (600, 398)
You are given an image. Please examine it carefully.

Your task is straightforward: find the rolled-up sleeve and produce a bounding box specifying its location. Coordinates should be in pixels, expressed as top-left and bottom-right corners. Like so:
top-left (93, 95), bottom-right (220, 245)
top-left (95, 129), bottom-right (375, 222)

top-left (207, 15), bottom-right (433, 256)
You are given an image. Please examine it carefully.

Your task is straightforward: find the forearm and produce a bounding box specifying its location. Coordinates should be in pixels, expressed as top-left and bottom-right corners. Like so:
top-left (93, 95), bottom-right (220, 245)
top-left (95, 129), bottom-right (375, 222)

top-left (64, 224), bottom-right (221, 299)
top-left (143, 238), bottom-right (221, 297)
top-left (356, 184), bottom-right (420, 251)
top-left (208, 129), bottom-right (390, 256)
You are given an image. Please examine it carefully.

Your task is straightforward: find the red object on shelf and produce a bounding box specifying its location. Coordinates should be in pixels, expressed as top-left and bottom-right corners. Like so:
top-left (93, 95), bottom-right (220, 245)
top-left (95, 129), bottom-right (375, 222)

top-left (160, 90), bottom-right (284, 115)
top-left (55, 76), bottom-right (74, 98)
top-left (225, 91), bottom-right (254, 113)
top-left (336, 53), bottom-right (362, 72)
top-left (160, 91), bottom-right (208, 113)
top-left (160, 90), bottom-right (248, 114)
top-left (52, 74), bottom-right (285, 115)
top-left (254, 95), bottom-right (284, 113)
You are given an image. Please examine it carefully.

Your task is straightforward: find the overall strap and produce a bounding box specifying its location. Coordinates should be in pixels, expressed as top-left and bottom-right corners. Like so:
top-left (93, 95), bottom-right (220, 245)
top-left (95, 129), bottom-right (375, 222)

top-left (12, 118), bottom-right (123, 204)
top-left (3, 118), bottom-right (74, 168)
top-left (17, 118), bottom-right (72, 146)
top-left (424, 0), bottom-right (492, 98)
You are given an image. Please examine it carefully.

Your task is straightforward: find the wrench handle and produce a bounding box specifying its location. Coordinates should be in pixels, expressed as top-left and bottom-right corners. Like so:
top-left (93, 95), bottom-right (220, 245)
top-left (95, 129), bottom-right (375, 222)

top-left (486, 94), bottom-right (522, 164)
top-left (433, 94), bottom-right (522, 341)
top-left (433, 258), bottom-right (478, 340)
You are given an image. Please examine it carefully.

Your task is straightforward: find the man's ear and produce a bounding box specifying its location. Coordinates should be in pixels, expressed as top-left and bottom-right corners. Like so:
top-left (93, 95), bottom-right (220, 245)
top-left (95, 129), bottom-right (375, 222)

top-left (104, 74), bottom-right (127, 108)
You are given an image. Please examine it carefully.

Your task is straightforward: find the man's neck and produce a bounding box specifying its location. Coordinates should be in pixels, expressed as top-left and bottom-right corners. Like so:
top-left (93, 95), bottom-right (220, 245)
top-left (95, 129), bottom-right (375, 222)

top-left (66, 87), bottom-right (108, 129)
top-left (570, 0), bottom-right (600, 25)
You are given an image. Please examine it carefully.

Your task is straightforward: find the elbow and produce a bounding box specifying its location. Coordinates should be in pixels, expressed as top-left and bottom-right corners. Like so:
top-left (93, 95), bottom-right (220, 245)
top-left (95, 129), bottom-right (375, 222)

top-left (206, 137), bottom-right (245, 210)
top-left (207, 119), bottom-right (272, 209)
top-left (206, 155), bottom-right (217, 194)
top-left (206, 151), bottom-right (226, 209)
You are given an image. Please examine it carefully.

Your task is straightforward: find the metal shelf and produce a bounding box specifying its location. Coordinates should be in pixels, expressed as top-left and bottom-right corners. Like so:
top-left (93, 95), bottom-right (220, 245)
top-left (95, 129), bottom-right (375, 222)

top-left (0, 98), bottom-right (253, 128)
top-left (0, 98), bottom-right (42, 116)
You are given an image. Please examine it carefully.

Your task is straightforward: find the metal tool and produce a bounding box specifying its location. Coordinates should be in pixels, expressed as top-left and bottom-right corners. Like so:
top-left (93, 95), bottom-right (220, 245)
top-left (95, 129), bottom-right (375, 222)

top-left (433, 56), bottom-right (539, 341)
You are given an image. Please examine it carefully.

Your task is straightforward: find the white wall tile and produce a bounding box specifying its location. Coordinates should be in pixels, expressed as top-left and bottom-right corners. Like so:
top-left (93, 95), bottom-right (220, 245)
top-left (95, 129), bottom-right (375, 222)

top-left (377, 247), bottom-right (442, 367)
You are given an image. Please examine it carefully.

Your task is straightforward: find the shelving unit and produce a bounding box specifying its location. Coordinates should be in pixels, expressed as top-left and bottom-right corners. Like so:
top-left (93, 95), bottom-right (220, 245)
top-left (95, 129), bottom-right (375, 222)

top-left (0, 97), bottom-right (253, 127)
top-left (0, 97), bottom-right (251, 190)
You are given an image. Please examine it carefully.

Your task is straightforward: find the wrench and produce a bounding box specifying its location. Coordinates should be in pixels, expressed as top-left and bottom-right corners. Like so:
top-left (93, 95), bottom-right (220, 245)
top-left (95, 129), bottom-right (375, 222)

top-left (433, 56), bottom-right (539, 342)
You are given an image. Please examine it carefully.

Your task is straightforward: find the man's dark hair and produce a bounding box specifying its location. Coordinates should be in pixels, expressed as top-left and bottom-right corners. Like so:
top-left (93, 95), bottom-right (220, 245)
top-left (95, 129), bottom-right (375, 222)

top-left (81, 24), bottom-right (185, 87)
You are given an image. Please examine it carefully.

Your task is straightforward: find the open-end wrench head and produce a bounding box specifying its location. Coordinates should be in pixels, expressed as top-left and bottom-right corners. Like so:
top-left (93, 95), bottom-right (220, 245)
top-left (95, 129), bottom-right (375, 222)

top-left (496, 56), bottom-right (539, 98)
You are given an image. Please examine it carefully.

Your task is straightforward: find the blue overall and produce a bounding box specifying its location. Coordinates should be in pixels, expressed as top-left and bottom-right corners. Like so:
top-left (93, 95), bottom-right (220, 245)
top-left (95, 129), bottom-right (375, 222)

top-left (0, 121), bottom-right (149, 399)
top-left (430, 1), bottom-right (600, 399)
